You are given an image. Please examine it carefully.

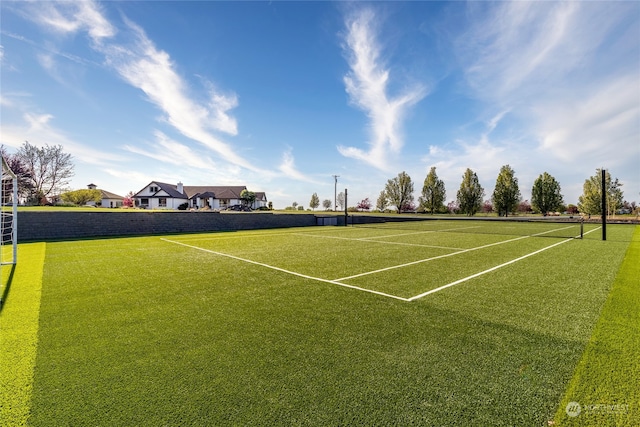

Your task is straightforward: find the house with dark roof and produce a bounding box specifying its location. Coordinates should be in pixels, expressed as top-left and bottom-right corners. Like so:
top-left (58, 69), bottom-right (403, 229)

top-left (133, 182), bottom-right (267, 210)
top-left (87, 183), bottom-right (124, 208)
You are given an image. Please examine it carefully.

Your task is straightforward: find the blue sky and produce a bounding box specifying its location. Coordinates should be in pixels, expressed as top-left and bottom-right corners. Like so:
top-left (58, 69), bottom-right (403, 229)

top-left (1, 1), bottom-right (639, 209)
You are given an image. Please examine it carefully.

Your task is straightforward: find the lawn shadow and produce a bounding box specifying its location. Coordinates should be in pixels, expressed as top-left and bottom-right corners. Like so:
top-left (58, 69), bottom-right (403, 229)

top-left (0, 264), bottom-right (16, 313)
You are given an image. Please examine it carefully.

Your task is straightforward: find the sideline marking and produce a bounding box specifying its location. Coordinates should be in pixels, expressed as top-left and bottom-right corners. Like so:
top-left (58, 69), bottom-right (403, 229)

top-left (407, 227), bottom-right (600, 301)
top-left (160, 238), bottom-right (409, 302)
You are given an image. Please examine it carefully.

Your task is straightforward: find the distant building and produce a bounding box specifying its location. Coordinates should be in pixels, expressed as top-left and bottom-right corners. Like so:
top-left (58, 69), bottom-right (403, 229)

top-left (133, 182), bottom-right (267, 210)
top-left (87, 183), bottom-right (124, 208)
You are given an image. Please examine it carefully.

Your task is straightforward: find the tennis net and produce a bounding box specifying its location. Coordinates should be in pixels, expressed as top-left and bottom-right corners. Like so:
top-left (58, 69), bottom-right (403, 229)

top-left (350, 216), bottom-right (585, 239)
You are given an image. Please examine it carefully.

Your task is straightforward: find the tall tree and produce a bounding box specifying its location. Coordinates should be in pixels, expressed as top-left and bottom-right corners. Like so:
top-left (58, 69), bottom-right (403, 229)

top-left (531, 172), bottom-right (564, 215)
top-left (376, 190), bottom-right (388, 212)
top-left (384, 171), bottom-right (414, 214)
top-left (15, 141), bottom-right (74, 204)
top-left (1, 145), bottom-right (34, 200)
top-left (337, 192), bottom-right (345, 210)
top-left (578, 169), bottom-right (624, 216)
top-left (309, 192), bottom-right (320, 210)
top-left (419, 167), bottom-right (446, 214)
top-left (456, 168), bottom-right (484, 216)
top-left (322, 199), bottom-right (332, 210)
top-left (492, 165), bottom-right (521, 217)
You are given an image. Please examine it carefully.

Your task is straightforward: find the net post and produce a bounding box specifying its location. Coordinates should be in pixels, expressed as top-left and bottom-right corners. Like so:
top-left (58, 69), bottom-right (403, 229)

top-left (344, 188), bottom-right (348, 226)
top-left (12, 177), bottom-right (17, 263)
top-left (601, 168), bottom-right (607, 241)
top-left (580, 218), bottom-right (584, 240)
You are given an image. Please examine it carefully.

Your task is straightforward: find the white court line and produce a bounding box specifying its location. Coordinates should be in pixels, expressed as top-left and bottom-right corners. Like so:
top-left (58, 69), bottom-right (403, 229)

top-left (293, 233), bottom-right (464, 251)
top-left (333, 224), bottom-right (582, 281)
top-left (160, 238), bottom-right (410, 302)
top-left (407, 226), bottom-right (600, 301)
top-left (333, 235), bottom-right (530, 281)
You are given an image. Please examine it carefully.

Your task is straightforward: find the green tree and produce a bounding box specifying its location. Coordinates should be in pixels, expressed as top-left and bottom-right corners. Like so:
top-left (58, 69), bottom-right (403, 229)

top-left (376, 190), bottom-right (388, 212)
top-left (60, 189), bottom-right (102, 206)
top-left (578, 169), bottom-right (624, 216)
top-left (240, 189), bottom-right (256, 208)
top-left (309, 192), bottom-right (320, 210)
top-left (492, 165), bottom-right (521, 217)
top-left (337, 192), bottom-right (345, 210)
top-left (457, 168), bottom-right (484, 216)
top-left (419, 166), bottom-right (446, 214)
top-left (385, 171), bottom-right (414, 214)
top-left (15, 141), bottom-right (74, 204)
top-left (322, 199), bottom-right (332, 210)
top-left (531, 172), bottom-right (564, 215)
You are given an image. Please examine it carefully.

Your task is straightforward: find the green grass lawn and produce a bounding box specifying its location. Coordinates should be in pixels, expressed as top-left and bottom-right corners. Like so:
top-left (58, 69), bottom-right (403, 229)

top-left (2, 222), bottom-right (637, 425)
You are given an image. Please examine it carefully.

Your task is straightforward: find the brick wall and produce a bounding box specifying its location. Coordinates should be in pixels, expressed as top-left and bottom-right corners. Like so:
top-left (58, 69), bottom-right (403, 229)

top-left (18, 211), bottom-right (317, 242)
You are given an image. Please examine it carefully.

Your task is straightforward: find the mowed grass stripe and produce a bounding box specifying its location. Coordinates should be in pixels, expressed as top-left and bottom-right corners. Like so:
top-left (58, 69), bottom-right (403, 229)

top-left (0, 243), bottom-right (47, 426)
top-left (553, 225), bottom-right (640, 426)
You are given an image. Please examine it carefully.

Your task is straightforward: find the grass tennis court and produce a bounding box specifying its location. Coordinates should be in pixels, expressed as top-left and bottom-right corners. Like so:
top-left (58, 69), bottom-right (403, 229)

top-left (2, 220), bottom-right (638, 425)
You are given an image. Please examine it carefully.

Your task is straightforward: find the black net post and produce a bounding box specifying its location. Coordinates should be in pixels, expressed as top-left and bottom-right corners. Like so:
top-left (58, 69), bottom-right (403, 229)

top-left (344, 188), bottom-right (348, 226)
top-left (601, 168), bottom-right (607, 241)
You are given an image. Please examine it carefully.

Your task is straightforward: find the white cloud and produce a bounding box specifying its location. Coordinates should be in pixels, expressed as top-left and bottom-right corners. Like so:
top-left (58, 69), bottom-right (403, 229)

top-left (29, 0), bottom-right (115, 43)
top-left (123, 131), bottom-right (216, 170)
top-left (278, 148), bottom-right (317, 183)
top-left (451, 1), bottom-right (640, 201)
top-left (338, 7), bottom-right (427, 170)
top-left (21, 0), bottom-right (264, 174)
top-left (0, 107), bottom-right (125, 166)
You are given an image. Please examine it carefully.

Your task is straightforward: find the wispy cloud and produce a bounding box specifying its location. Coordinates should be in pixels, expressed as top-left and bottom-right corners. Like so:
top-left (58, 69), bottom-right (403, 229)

top-left (21, 0), bottom-right (261, 173)
top-left (124, 131), bottom-right (216, 170)
top-left (338, 7), bottom-right (427, 170)
top-left (455, 1), bottom-right (639, 186)
top-left (0, 108), bottom-right (125, 166)
top-left (278, 148), bottom-right (317, 183)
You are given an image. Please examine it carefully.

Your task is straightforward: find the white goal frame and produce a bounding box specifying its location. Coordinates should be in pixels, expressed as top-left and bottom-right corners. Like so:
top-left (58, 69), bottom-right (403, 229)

top-left (1, 155), bottom-right (18, 265)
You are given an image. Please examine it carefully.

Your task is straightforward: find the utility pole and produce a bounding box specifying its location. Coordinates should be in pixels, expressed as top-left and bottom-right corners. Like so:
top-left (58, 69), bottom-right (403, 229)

top-left (332, 175), bottom-right (339, 211)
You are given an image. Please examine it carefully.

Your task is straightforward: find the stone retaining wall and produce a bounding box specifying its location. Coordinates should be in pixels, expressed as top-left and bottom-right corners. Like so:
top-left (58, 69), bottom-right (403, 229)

top-left (18, 211), bottom-right (317, 242)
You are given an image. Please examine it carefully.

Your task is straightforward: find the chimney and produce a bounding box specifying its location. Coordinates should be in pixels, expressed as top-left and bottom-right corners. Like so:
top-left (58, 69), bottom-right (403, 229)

top-left (177, 182), bottom-right (184, 194)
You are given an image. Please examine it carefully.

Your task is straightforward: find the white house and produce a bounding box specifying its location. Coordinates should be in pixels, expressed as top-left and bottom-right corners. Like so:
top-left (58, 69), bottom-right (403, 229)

top-left (87, 183), bottom-right (124, 208)
top-left (133, 182), bottom-right (268, 210)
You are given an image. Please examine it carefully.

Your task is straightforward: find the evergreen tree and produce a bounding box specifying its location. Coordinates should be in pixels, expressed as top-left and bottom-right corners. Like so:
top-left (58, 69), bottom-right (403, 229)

top-left (419, 167), bottom-right (446, 214)
top-left (457, 168), bottom-right (484, 216)
top-left (492, 165), bottom-right (521, 217)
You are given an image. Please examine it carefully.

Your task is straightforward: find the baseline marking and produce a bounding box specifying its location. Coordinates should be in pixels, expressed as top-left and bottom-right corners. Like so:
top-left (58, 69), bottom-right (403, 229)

top-left (407, 226), bottom-right (601, 301)
top-left (160, 238), bottom-right (410, 302)
top-left (293, 233), bottom-right (463, 250)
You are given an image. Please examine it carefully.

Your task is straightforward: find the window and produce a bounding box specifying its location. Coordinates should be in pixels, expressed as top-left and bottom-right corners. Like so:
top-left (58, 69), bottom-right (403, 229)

top-left (159, 198), bottom-right (167, 207)
top-left (149, 186), bottom-right (159, 193)
top-left (140, 198), bottom-right (149, 207)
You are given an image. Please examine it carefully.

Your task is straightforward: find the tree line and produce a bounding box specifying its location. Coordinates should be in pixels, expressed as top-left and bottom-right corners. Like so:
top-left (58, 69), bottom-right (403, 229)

top-left (372, 166), bottom-right (627, 216)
